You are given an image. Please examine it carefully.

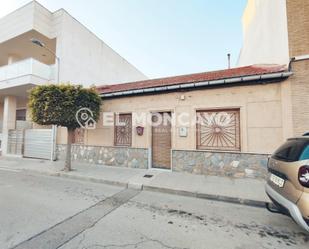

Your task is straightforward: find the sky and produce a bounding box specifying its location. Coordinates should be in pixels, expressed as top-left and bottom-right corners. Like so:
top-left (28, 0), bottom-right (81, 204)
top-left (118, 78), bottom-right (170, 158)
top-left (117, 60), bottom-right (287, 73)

top-left (0, 0), bottom-right (247, 78)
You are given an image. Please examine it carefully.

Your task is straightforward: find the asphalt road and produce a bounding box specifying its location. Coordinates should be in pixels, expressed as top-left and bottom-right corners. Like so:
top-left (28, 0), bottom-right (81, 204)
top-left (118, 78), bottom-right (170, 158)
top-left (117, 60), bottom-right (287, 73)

top-left (0, 168), bottom-right (308, 249)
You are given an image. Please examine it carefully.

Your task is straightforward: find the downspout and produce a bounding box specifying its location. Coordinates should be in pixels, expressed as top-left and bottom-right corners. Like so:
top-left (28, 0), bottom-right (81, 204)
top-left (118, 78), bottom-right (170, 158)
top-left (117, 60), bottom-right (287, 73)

top-left (288, 57), bottom-right (295, 72)
top-left (288, 54), bottom-right (309, 71)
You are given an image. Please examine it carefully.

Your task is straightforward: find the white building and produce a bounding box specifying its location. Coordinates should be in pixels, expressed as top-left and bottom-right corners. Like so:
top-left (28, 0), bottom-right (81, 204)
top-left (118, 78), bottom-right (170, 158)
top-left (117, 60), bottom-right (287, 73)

top-left (238, 0), bottom-right (309, 140)
top-left (0, 1), bottom-right (146, 155)
top-left (237, 0), bottom-right (290, 66)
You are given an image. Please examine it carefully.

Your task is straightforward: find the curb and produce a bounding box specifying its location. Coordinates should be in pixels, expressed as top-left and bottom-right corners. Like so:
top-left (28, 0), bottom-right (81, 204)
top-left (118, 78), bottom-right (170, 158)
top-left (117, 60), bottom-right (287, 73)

top-left (20, 169), bottom-right (128, 188)
top-left (58, 173), bottom-right (128, 188)
top-left (142, 185), bottom-right (268, 208)
top-left (20, 168), bottom-right (269, 208)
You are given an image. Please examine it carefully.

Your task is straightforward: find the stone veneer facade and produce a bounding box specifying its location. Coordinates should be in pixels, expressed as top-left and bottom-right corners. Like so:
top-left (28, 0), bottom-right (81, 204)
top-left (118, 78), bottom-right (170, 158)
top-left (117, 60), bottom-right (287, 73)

top-left (57, 144), bottom-right (269, 179)
top-left (172, 150), bottom-right (269, 179)
top-left (56, 144), bottom-right (149, 169)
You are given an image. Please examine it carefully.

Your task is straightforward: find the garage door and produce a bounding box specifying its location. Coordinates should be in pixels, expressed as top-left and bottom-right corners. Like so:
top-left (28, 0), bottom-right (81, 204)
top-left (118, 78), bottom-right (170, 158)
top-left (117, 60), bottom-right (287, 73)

top-left (24, 129), bottom-right (53, 160)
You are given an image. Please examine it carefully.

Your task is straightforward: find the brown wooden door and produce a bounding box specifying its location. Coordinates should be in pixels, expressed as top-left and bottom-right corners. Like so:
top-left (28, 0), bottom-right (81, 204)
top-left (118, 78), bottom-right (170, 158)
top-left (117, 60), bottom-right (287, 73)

top-left (152, 112), bottom-right (172, 169)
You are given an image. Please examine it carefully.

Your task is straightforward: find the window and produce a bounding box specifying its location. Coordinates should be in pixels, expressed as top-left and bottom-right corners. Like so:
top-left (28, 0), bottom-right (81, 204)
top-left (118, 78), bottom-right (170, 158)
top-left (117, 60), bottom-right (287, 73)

top-left (273, 139), bottom-right (309, 162)
top-left (300, 145), bottom-right (309, 161)
top-left (196, 109), bottom-right (240, 151)
top-left (16, 109), bottom-right (26, 121)
top-left (114, 114), bottom-right (132, 146)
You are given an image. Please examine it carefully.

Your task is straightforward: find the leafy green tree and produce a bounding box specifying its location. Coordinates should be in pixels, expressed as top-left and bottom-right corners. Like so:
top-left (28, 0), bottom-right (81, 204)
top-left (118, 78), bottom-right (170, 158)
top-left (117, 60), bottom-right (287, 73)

top-left (29, 84), bottom-right (101, 171)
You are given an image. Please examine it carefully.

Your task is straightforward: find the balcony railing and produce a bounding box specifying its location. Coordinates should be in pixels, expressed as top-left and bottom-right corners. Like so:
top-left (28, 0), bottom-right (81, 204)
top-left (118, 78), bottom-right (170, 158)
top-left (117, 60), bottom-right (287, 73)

top-left (0, 58), bottom-right (55, 82)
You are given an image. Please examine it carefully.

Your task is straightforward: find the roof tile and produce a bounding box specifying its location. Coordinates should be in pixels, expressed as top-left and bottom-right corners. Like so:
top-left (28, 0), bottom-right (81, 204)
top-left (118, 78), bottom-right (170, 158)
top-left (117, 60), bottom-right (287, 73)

top-left (98, 64), bottom-right (287, 94)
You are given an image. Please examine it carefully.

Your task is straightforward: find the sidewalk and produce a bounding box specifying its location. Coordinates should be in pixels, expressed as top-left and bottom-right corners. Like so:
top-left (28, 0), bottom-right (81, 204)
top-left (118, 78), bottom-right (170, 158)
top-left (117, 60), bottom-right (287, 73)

top-left (0, 157), bottom-right (270, 207)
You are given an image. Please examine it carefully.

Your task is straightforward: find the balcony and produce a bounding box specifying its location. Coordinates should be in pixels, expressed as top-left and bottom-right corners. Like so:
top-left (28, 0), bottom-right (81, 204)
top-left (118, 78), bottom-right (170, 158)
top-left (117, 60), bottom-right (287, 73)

top-left (0, 58), bottom-right (55, 83)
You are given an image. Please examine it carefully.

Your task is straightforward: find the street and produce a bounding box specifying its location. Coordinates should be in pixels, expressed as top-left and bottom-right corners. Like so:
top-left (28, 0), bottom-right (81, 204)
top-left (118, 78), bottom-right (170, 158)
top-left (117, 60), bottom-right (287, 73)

top-left (0, 169), bottom-right (308, 249)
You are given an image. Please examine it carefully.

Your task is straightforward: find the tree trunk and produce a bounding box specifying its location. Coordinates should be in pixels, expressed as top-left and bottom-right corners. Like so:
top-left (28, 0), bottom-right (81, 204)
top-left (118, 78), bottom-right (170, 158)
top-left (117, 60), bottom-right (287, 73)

top-left (64, 128), bottom-right (74, 171)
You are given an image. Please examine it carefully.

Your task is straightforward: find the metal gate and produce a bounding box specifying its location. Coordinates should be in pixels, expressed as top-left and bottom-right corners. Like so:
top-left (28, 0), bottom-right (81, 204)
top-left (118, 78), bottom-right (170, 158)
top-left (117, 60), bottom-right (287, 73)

top-left (24, 129), bottom-right (53, 160)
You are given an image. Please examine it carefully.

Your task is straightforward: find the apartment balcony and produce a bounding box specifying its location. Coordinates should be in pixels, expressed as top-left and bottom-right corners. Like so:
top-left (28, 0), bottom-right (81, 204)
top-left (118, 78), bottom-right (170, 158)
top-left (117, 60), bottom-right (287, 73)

top-left (0, 58), bottom-right (55, 94)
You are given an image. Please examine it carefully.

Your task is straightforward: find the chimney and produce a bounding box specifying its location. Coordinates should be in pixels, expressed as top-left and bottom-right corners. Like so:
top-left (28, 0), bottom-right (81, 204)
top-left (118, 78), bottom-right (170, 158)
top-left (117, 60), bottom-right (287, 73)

top-left (227, 53), bottom-right (231, 69)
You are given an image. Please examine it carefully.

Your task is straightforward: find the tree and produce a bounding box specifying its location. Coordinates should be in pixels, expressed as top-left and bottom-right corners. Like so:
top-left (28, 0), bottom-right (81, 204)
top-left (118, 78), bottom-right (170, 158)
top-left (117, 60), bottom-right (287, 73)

top-left (29, 84), bottom-right (101, 171)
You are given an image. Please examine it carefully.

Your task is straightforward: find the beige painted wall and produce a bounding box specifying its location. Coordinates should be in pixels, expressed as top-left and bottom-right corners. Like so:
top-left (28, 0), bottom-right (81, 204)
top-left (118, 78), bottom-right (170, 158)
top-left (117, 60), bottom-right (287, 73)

top-left (0, 98), bottom-right (29, 121)
top-left (77, 81), bottom-right (293, 155)
top-left (1, 80), bottom-right (294, 155)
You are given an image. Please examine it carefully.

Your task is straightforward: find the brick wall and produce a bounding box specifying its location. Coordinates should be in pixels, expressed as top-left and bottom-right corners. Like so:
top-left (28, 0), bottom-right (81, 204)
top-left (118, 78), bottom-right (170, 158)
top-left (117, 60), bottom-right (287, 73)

top-left (286, 0), bottom-right (309, 57)
top-left (286, 0), bottom-right (309, 135)
top-left (289, 61), bottom-right (309, 136)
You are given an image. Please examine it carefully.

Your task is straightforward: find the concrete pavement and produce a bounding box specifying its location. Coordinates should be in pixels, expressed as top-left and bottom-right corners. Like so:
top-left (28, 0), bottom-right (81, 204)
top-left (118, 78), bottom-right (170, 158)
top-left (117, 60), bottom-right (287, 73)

top-left (12, 189), bottom-right (140, 249)
top-left (1, 170), bottom-right (308, 249)
top-left (59, 191), bottom-right (309, 249)
top-left (0, 169), bottom-right (123, 249)
top-left (0, 157), bottom-right (269, 206)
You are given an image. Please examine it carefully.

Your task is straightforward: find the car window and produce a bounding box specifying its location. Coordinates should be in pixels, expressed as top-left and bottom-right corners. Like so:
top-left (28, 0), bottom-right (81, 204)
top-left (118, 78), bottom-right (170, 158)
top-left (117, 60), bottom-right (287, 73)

top-left (299, 145), bottom-right (309, 161)
top-left (272, 139), bottom-right (308, 162)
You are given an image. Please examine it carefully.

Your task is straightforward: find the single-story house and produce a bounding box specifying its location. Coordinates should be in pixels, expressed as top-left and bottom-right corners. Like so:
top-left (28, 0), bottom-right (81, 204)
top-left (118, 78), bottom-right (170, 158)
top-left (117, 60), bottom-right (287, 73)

top-left (56, 64), bottom-right (301, 179)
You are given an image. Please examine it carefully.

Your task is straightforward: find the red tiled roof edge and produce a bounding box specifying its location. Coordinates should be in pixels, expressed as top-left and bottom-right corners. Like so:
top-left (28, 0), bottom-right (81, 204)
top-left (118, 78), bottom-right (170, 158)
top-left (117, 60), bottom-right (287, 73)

top-left (97, 64), bottom-right (288, 95)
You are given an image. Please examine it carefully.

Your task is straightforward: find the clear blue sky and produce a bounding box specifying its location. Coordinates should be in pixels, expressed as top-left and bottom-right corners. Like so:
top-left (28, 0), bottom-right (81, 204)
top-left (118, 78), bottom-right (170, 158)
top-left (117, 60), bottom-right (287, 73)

top-left (1, 0), bottom-right (247, 78)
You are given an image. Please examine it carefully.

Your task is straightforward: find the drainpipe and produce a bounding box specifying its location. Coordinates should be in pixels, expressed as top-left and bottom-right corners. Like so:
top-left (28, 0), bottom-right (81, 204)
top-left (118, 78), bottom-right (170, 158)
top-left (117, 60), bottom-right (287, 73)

top-left (288, 54), bottom-right (309, 71)
top-left (288, 57), bottom-right (295, 72)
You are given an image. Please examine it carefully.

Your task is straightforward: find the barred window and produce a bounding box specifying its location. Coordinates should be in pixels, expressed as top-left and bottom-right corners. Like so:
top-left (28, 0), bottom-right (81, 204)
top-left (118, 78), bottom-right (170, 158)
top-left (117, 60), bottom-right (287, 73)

top-left (114, 114), bottom-right (132, 146)
top-left (196, 109), bottom-right (240, 151)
